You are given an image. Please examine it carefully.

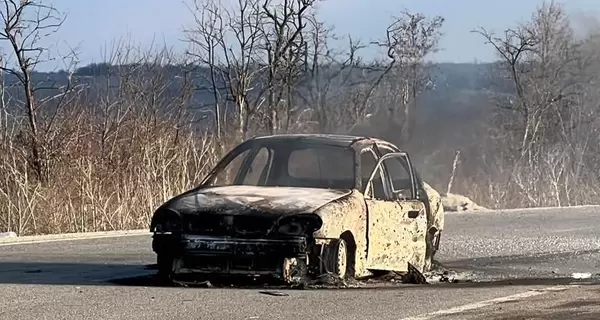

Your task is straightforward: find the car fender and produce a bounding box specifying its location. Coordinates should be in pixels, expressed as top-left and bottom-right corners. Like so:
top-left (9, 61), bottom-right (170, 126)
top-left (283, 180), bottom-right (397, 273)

top-left (422, 181), bottom-right (444, 234)
top-left (312, 189), bottom-right (370, 277)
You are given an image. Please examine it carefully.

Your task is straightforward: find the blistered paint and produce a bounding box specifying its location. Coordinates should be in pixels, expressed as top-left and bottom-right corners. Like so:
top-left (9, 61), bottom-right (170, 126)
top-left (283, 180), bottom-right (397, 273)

top-left (363, 199), bottom-right (428, 273)
top-left (313, 190), bottom-right (371, 278)
top-left (312, 190), bottom-right (429, 276)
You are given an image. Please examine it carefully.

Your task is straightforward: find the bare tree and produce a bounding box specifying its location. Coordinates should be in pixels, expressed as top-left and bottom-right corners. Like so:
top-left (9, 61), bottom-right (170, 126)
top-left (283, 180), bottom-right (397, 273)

top-left (258, 0), bottom-right (317, 134)
top-left (0, 0), bottom-right (81, 183)
top-left (295, 12), bottom-right (369, 133)
top-left (475, 2), bottom-right (579, 154)
top-left (186, 0), bottom-right (264, 141)
top-left (184, 0), bottom-right (226, 138)
top-left (473, 1), bottom-right (599, 207)
top-left (373, 10), bottom-right (444, 143)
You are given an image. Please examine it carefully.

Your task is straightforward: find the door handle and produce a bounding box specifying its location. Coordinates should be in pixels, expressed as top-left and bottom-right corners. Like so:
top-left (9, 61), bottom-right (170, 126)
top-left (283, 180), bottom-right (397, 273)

top-left (407, 210), bottom-right (420, 219)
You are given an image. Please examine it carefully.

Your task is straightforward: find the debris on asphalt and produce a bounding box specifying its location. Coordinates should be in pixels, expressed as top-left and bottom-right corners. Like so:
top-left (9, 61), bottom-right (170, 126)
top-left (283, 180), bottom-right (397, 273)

top-left (403, 263), bottom-right (429, 284)
top-left (171, 279), bottom-right (213, 288)
top-left (171, 279), bottom-right (189, 287)
top-left (259, 291), bottom-right (289, 296)
top-left (313, 273), bottom-right (348, 286)
top-left (296, 272), bottom-right (361, 289)
top-left (422, 262), bottom-right (474, 284)
top-left (141, 259), bottom-right (474, 289)
top-left (442, 193), bottom-right (489, 212)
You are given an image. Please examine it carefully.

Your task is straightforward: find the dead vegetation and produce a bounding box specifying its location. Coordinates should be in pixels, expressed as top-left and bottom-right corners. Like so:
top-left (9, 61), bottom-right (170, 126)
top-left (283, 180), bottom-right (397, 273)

top-left (441, 194), bottom-right (489, 212)
top-left (0, 0), bottom-right (598, 234)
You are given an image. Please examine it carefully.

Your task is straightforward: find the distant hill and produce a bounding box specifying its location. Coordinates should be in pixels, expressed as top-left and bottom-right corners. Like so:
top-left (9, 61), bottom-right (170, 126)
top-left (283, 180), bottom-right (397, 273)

top-left (0, 62), bottom-right (507, 136)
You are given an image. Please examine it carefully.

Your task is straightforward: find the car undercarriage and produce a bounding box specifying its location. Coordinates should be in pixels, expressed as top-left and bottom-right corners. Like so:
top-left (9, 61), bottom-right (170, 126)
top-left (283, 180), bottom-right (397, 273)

top-left (153, 232), bottom-right (351, 284)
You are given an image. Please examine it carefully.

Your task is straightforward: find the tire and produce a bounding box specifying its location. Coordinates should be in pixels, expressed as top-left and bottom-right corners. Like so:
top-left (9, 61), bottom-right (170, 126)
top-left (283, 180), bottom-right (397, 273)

top-left (424, 230), bottom-right (439, 272)
top-left (339, 232), bottom-right (357, 278)
top-left (156, 253), bottom-right (175, 284)
top-left (323, 238), bottom-right (348, 279)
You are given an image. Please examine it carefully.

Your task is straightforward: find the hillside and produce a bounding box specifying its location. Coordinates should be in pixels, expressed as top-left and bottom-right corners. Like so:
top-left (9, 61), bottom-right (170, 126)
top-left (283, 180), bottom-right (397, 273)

top-left (0, 62), bottom-right (501, 121)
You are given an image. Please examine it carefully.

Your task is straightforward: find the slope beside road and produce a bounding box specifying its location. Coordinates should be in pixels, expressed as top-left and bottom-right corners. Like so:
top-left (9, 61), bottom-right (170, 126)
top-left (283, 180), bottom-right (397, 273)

top-left (1, 206), bottom-right (600, 320)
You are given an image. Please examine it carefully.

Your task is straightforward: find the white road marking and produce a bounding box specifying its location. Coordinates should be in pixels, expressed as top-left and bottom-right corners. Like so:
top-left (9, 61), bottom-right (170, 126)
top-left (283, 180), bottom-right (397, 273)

top-left (0, 230), bottom-right (150, 246)
top-left (399, 285), bottom-right (576, 320)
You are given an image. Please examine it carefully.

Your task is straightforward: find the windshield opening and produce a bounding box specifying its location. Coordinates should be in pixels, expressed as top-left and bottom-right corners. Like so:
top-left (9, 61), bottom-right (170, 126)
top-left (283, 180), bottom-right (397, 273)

top-left (204, 142), bottom-right (356, 190)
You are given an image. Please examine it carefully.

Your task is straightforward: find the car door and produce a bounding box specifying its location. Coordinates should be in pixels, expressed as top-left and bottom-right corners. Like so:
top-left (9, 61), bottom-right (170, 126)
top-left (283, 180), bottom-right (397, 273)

top-left (375, 144), bottom-right (435, 229)
top-left (362, 151), bottom-right (428, 273)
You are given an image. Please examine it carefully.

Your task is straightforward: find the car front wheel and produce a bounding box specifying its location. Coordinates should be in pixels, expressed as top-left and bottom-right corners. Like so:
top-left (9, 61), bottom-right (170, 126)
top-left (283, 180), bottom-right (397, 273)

top-left (323, 238), bottom-right (348, 279)
top-left (156, 253), bottom-right (176, 283)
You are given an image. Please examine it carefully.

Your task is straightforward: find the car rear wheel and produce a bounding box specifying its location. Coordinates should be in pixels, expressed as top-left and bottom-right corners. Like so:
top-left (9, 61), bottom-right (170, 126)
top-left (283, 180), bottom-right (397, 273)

top-left (424, 230), bottom-right (440, 271)
top-left (323, 238), bottom-right (348, 279)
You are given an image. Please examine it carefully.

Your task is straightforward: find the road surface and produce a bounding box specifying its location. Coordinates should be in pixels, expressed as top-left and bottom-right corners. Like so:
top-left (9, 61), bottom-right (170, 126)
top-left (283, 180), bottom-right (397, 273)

top-left (1, 206), bottom-right (600, 319)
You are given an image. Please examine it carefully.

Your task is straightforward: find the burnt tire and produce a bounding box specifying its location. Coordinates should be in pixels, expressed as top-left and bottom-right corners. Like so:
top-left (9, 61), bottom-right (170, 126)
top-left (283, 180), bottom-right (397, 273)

top-left (323, 238), bottom-right (348, 279)
top-left (424, 230), bottom-right (439, 272)
top-left (339, 232), bottom-right (357, 278)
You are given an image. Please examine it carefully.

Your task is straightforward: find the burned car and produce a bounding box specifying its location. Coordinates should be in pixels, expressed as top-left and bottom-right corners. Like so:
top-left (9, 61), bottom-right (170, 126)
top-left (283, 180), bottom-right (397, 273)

top-left (150, 134), bottom-right (444, 283)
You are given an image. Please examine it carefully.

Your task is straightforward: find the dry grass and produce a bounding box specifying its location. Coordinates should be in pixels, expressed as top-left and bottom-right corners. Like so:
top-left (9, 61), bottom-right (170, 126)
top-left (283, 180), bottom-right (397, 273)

top-left (1, 104), bottom-right (598, 235)
top-left (0, 116), bottom-right (226, 235)
top-left (2, 99), bottom-right (597, 234)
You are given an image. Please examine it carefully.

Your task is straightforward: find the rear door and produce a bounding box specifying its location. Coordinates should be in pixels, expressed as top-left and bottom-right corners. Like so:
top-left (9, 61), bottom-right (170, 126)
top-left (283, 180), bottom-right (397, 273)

top-left (362, 151), bottom-right (428, 273)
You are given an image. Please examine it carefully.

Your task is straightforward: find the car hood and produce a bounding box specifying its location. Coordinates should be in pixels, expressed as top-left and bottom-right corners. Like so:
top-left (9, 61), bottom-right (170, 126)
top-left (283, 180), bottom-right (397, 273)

top-left (160, 185), bottom-right (353, 216)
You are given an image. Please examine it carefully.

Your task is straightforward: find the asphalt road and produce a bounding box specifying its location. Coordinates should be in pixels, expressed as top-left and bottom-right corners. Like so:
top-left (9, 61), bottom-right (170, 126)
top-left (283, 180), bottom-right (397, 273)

top-left (1, 206), bottom-right (600, 320)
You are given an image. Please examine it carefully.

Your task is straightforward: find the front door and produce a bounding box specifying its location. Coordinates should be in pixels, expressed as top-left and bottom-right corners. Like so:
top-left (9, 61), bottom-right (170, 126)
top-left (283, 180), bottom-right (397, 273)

top-left (361, 151), bottom-right (428, 273)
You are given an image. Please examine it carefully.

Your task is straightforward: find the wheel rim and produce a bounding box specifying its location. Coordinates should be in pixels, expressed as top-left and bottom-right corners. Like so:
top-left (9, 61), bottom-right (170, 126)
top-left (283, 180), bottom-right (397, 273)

top-left (337, 240), bottom-right (347, 278)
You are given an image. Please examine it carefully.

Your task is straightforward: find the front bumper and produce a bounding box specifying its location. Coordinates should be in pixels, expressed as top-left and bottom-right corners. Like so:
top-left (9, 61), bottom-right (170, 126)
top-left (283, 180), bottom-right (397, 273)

top-left (153, 233), bottom-right (309, 279)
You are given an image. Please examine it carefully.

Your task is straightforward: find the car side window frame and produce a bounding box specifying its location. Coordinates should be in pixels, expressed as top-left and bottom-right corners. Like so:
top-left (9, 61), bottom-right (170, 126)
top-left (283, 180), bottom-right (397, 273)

top-left (375, 144), bottom-right (423, 201)
top-left (360, 147), bottom-right (393, 201)
top-left (367, 151), bottom-right (418, 201)
top-left (376, 143), bottom-right (425, 196)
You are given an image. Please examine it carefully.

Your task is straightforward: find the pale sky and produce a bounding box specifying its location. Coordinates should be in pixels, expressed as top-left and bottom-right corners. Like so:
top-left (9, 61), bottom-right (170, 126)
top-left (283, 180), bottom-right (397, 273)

top-left (26, 0), bottom-right (600, 70)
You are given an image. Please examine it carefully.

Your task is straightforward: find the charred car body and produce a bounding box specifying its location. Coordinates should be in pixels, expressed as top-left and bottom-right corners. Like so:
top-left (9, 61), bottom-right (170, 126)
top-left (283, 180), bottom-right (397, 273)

top-left (150, 134), bottom-right (444, 283)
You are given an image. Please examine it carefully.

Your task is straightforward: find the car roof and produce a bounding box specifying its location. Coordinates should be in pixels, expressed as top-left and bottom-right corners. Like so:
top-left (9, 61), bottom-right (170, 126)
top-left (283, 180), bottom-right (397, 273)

top-left (248, 133), bottom-right (400, 150)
